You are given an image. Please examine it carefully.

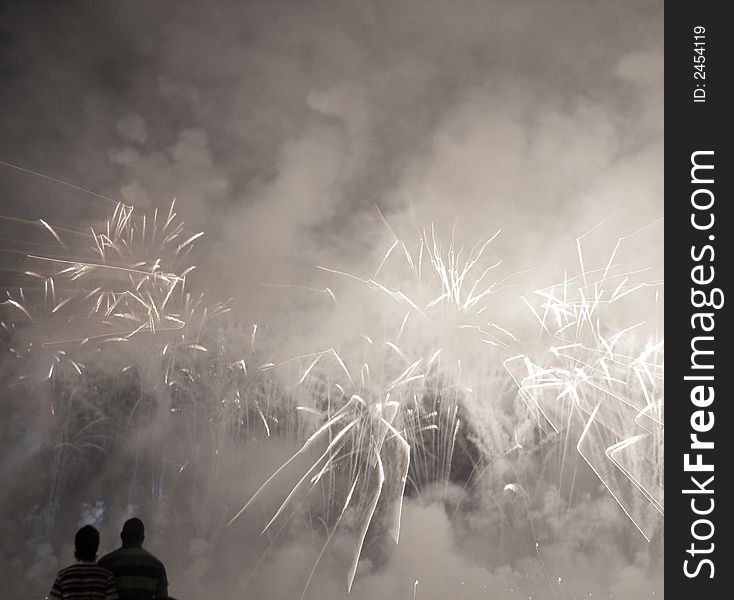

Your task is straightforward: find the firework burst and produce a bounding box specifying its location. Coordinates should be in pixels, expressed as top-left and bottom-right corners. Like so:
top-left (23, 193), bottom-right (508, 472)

top-left (227, 225), bottom-right (525, 595)
top-left (504, 230), bottom-right (664, 540)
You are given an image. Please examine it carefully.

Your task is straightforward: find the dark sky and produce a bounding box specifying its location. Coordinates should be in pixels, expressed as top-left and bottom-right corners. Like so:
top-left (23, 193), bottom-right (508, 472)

top-left (0, 0), bottom-right (663, 320)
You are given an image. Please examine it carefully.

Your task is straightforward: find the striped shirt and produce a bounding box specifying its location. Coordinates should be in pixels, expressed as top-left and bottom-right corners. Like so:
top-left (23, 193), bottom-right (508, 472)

top-left (98, 547), bottom-right (168, 600)
top-left (48, 563), bottom-right (118, 600)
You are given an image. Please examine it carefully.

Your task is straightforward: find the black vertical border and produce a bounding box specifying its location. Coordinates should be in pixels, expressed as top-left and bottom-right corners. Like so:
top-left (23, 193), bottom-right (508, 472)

top-left (666, 3), bottom-right (732, 595)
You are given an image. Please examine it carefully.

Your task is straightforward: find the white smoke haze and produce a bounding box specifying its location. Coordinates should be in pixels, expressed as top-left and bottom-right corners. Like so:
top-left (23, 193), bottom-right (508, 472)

top-left (0, 1), bottom-right (662, 599)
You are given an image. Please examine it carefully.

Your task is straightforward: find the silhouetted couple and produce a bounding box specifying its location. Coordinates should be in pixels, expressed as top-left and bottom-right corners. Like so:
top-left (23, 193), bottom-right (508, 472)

top-left (49, 518), bottom-right (169, 600)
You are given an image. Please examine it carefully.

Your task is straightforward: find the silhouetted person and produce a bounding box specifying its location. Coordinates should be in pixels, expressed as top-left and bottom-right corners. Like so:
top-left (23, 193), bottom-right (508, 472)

top-left (98, 518), bottom-right (168, 600)
top-left (48, 525), bottom-right (118, 600)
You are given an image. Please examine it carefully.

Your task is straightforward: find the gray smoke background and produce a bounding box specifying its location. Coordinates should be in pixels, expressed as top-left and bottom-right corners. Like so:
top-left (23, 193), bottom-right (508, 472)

top-left (0, 1), bottom-right (662, 599)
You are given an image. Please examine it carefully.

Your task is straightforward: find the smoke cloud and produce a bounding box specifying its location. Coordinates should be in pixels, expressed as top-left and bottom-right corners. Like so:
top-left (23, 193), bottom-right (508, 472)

top-left (1, 0), bottom-right (662, 302)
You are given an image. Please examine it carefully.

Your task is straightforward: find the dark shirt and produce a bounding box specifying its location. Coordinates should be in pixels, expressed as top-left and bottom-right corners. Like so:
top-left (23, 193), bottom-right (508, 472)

top-left (48, 562), bottom-right (118, 600)
top-left (98, 547), bottom-right (168, 600)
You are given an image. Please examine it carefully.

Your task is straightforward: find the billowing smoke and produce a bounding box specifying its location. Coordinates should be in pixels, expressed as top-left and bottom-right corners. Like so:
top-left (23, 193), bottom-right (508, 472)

top-left (0, 1), bottom-right (662, 599)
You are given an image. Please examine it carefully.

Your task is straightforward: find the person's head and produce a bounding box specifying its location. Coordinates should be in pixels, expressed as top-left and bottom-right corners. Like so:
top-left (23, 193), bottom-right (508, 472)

top-left (120, 517), bottom-right (145, 548)
top-left (74, 525), bottom-right (100, 562)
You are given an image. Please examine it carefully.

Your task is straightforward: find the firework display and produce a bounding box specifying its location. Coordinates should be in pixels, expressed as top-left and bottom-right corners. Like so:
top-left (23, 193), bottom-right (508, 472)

top-left (0, 199), bottom-right (663, 598)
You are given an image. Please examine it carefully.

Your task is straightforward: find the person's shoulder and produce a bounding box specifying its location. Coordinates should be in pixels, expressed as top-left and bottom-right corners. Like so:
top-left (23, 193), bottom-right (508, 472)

top-left (58, 562), bottom-right (90, 574)
top-left (98, 548), bottom-right (116, 561)
top-left (59, 562), bottom-right (112, 576)
top-left (57, 563), bottom-right (76, 577)
top-left (140, 547), bottom-right (166, 569)
top-left (94, 563), bottom-right (115, 577)
top-left (98, 548), bottom-right (124, 565)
